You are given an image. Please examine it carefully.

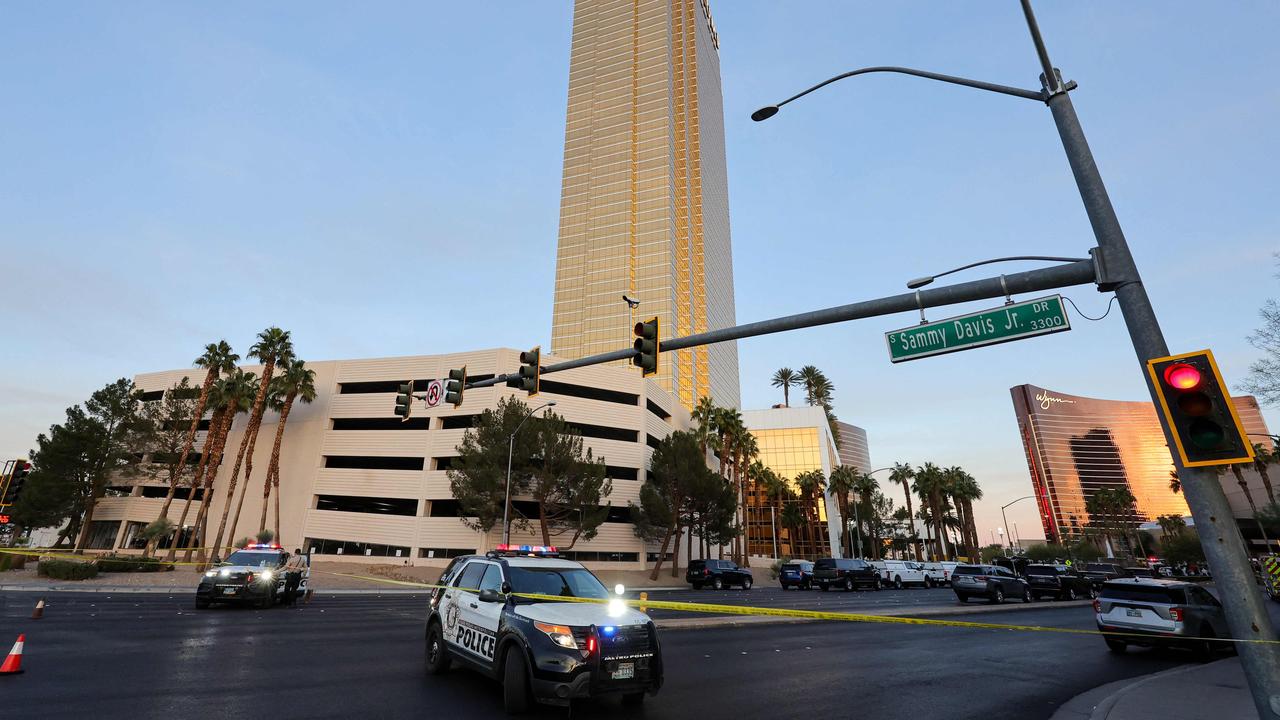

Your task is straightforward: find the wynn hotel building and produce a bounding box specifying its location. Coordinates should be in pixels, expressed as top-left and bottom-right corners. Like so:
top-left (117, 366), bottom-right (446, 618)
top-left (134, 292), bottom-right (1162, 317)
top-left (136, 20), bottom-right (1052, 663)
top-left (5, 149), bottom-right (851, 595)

top-left (1011, 384), bottom-right (1273, 552)
top-left (550, 0), bottom-right (740, 411)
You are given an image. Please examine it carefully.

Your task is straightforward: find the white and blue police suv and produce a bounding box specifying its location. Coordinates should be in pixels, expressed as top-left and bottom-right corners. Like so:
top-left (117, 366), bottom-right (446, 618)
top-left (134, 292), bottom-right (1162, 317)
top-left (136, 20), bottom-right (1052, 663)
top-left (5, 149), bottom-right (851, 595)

top-left (424, 545), bottom-right (663, 713)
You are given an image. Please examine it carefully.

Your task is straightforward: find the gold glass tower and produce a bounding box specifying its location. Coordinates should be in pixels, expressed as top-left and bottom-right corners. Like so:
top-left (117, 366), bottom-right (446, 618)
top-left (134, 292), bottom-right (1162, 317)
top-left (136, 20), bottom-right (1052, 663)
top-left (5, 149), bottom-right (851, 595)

top-left (550, 0), bottom-right (740, 411)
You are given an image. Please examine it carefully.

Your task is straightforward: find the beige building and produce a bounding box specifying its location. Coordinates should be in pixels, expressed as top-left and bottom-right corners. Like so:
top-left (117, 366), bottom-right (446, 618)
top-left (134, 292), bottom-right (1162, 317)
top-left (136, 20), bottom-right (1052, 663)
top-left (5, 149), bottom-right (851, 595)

top-left (550, 0), bottom-right (740, 411)
top-left (87, 348), bottom-right (694, 569)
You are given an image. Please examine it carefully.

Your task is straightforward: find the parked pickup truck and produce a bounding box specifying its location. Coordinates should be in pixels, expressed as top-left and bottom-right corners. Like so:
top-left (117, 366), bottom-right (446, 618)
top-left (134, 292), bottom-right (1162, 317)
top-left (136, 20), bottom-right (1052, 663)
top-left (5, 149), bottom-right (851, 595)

top-left (872, 559), bottom-right (930, 589)
top-left (922, 561), bottom-right (958, 587)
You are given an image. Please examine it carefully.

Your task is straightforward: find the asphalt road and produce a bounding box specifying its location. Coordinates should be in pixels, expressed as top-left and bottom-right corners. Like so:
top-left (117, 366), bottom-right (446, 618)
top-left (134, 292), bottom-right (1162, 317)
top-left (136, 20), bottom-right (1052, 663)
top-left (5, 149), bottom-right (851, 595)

top-left (1, 590), bottom-right (1272, 720)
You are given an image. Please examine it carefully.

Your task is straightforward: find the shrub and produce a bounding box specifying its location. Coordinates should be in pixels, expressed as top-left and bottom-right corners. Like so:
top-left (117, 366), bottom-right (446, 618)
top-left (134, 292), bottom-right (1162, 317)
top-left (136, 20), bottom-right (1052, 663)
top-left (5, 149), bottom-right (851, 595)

top-left (0, 553), bottom-right (29, 571)
top-left (255, 529), bottom-right (275, 544)
top-left (38, 558), bottom-right (99, 580)
top-left (768, 557), bottom-right (793, 581)
top-left (96, 554), bottom-right (174, 573)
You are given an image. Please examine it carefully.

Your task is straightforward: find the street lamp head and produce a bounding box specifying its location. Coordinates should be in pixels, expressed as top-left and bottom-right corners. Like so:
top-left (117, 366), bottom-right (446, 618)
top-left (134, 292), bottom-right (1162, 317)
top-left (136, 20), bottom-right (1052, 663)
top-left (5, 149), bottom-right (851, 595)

top-left (546, 401), bottom-right (557, 407)
top-left (750, 105), bottom-right (780, 122)
top-left (906, 276), bottom-right (934, 290)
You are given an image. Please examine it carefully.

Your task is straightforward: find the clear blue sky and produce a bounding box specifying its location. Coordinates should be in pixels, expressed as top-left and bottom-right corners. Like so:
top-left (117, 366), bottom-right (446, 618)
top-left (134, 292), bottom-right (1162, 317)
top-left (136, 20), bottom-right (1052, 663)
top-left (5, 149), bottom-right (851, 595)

top-left (3, 2), bottom-right (1278, 540)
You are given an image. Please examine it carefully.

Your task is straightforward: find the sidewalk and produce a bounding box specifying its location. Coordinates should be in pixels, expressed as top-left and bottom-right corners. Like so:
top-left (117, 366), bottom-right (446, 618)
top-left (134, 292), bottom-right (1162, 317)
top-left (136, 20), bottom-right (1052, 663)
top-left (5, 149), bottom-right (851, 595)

top-left (1051, 657), bottom-right (1258, 720)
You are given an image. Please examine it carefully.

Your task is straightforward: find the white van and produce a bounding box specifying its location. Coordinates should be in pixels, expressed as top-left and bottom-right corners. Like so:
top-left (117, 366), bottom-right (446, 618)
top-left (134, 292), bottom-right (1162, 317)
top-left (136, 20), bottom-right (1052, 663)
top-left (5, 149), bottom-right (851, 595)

top-left (875, 559), bottom-right (929, 588)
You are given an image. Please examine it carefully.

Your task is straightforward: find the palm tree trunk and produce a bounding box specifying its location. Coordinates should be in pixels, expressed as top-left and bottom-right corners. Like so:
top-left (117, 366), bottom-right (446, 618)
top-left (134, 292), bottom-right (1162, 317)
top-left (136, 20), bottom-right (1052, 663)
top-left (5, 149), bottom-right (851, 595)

top-left (1232, 465), bottom-right (1270, 548)
top-left (260, 394), bottom-right (296, 533)
top-left (211, 358), bottom-right (275, 558)
top-left (953, 501), bottom-right (969, 559)
top-left (901, 481), bottom-right (920, 561)
top-left (224, 412), bottom-right (263, 550)
top-left (153, 370), bottom-right (216, 530)
top-left (1258, 466), bottom-right (1277, 506)
top-left (272, 464), bottom-right (282, 541)
top-left (670, 523), bottom-right (682, 578)
top-left (649, 525), bottom-right (676, 581)
top-left (930, 493), bottom-right (951, 559)
top-left (209, 413), bottom-right (256, 560)
top-left (185, 409), bottom-right (238, 563)
top-left (173, 407), bottom-right (230, 561)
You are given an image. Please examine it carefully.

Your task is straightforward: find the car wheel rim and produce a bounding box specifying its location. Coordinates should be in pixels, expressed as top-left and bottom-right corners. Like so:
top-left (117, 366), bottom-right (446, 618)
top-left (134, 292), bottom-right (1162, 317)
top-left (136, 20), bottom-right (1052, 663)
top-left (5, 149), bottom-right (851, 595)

top-left (429, 638), bottom-right (440, 664)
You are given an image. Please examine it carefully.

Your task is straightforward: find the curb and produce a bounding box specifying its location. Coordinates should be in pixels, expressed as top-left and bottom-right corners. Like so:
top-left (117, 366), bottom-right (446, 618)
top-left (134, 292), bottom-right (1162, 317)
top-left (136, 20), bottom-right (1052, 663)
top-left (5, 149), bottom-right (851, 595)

top-left (1049, 662), bottom-right (1206, 720)
top-left (654, 598), bottom-right (1092, 630)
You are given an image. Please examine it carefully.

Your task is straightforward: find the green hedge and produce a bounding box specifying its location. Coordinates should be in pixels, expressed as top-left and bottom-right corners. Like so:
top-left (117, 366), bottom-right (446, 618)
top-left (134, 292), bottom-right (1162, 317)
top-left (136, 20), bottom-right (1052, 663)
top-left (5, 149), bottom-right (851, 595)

top-left (0, 553), bottom-right (28, 571)
top-left (38, 559), bottom-right (99, 580)
top-left (96, 554), bottom-right (174, 573)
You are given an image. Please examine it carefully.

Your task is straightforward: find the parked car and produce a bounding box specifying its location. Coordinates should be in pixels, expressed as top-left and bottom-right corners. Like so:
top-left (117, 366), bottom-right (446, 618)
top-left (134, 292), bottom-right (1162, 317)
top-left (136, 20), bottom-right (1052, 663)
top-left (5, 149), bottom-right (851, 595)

top-left (922, 561), bottom-right (958, 587)
top-left (1124, 566), bottom-right (1157, 579)
top-left (951, 564), bottom-right (1033, 604)
top-left (1080, 562), bottom-right (1131, 586)
top-left (1024, 563), bottom-right (1096, 601)
top-left (874, 559), bottom-right (930, 589)
top-left (992, 555), bottom-right (1033, 578)
top-left (814, 558), bottom-right (881, 591)
top-left (1094, 578), bottom-right (1230, 660)
top-left (779, 560), bottom-right (814, 590)
top-left (686, 559), bottom-right (753, 590)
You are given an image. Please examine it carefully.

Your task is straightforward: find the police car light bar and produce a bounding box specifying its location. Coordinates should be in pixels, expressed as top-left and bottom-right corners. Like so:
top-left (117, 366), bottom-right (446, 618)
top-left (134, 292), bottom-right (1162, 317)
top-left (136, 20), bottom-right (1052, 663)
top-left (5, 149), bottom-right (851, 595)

top-left (494, 544), bottom-right (558, 556)
top-left (244, 543), bottom-right (282, 550)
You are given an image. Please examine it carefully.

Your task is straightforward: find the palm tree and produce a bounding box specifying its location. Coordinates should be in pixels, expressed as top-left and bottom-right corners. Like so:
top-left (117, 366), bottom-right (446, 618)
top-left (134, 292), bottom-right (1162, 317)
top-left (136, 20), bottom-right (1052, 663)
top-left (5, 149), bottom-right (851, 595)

top-left (1229, 463), bottom-right (1271, 549)
top-left (759, 466), bottom-right (789, 556)
top-left (212, 327), bottom-right (294, 559)
top-left (915, 463), bottom-right (952, 560)
top-left (257, 358), bottom-right (317, 536)
top-left (1251, 443), bottom-right (1277, 505)
top-left (852, 472), bottom-right (880, 559)
top-left (147, 341), bottom-right (239, 555)
top-left (177, 369), bottom-right (256, 562)
top-left (734, 429), bottom-right (758, 566)
top-left (771, 368), bottom-right (799, 407)
top-left (948, 468), bottom-right (982, 560)
top-left (827, 465), bottom-right (859, 557)
top-left (715, 407), bottom-right (746, 562)
top-left (1156, 514), bottom-right (1186, 537)
top-left (889, 463), bottom-right (920, 560)
top-left (795, 469), bottom-right (827, 558)
top-left (779, 501), bottom-right (805, 558)
top-left (1169, 469), bottom-right (1181, 494)
top-left (691, 396), bottom-right (719, 456)
top-left (798, 366), bottom-right (825, 406)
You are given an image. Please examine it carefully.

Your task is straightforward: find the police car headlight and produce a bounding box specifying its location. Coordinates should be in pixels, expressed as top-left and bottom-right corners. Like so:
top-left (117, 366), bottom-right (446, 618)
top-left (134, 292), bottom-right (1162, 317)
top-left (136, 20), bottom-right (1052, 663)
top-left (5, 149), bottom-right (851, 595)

top-left (261, 570), bottom-right (273, 582)
top-left (204, 571), bottom-right (216, 578)
top-left (607, 598), bottom-right (627, 618)
top-left (219, 568), bottom-right (230, 577)
top-left (534, 622), bottom-right (578, 650)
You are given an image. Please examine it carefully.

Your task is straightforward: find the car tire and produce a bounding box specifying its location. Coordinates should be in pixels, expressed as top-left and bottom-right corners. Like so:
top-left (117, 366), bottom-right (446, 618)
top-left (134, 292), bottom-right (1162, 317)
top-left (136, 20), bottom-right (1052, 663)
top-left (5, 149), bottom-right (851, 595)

top-left (195, 598), bottom-right (210, 609)
top-left (818, 583), bottom-right (829, 592)
top-left (622, 692), bottom-right (646, 706)
top-left (1022, 587), bottom-right (1033, 603)
top-left (956, 594), bottom-right (968, 604)
top-left (502, 645), bottom-right (531, 714)
top-left (1105, 637), bottom-right (1127, 654)
top-left (1064, 587), bottom-right (1077, 601)
top-left (1088, 586), bottom-right (1099, 600)
top-left (924, 577), bottom-right (933, 589)
top-left (691, 582), bottom-right (703, 590)
top-left (873, 578), bottom-right (882, 591)
top-left (841, 578), bottom-right (852, 592)
top-left (990, 587), bottom-right (1004, 604)
top-left (742, 577), bottom-right (753, 590)
top-left (894, 577), bottom-right (903, 590)
top-left (802, 580), bottom-right (811, 591)
top-left (712, 577), bottom-right (724, 591)
top-left (425, 622), bottom-right (451, 675)
top-left (1195, 626), bottom-right (1218, 663)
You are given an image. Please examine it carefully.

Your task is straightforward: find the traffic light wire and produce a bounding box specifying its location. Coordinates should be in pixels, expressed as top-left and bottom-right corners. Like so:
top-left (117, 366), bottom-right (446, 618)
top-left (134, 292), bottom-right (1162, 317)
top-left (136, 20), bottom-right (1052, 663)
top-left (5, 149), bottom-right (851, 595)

top-left (1063, 294), bottom-right (1117, 322)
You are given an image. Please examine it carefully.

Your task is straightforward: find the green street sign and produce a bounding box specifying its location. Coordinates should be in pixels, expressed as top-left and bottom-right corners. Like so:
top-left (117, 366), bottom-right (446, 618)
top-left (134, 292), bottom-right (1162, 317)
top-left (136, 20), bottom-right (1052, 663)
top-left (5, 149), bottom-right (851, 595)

top-left (885, 295), bottom-right (1071, 363)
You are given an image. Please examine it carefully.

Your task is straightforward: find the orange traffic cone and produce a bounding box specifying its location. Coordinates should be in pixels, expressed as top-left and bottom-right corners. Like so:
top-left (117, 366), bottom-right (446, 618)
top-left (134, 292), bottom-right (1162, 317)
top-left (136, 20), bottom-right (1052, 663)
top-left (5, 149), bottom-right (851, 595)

top-left (31, 599), bottom-right (45, 620)
top-left (0, 635), bottom-right (25, 675)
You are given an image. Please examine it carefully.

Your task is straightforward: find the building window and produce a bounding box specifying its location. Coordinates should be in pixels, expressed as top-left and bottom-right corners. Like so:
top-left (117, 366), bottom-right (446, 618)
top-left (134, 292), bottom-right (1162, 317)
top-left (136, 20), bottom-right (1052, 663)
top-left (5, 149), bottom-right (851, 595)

top-left (559, 551), bottom-right (639, 563)
top-left (646, 399), bottom-right (671, 421)
top-left (432, 457), bottom-right (456, 471)
top-left (323, 456), bottom-right (424, 471)
top-left (427, 499), bottom-right (461, 517)
top-left (137, 390), bottom-right (164, 403)
top-left (338, 375), bottom-right (494, 394)
top-left (332, 418), bottom-right (430, 430)
top-left (139, 485), bottom-right (205, 501)
top-left (316, 495), bottom-right (418, 516)
top-left (567, 422), bottom-right (637, 443)
top-left (440, 415), bottom-right (479, 430)
top-left (646, 434), bottom-right (662, 450)
top-left (538, 379), bottom-right (638, 406)
top-left (304, 537), bottom-right (411, 558)
top-left (419, 547), bottom-right (474, 559)
top-left (85, 521), bottom-right (121, 549)
top-left (605, 466), bottom-right (639, 481)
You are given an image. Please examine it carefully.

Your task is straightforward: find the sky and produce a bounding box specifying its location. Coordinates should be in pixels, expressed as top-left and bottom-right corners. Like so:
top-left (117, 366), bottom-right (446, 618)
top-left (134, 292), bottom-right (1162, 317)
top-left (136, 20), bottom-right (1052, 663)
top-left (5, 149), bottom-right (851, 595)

top-left (2, 2), bottom-right (1278, 543)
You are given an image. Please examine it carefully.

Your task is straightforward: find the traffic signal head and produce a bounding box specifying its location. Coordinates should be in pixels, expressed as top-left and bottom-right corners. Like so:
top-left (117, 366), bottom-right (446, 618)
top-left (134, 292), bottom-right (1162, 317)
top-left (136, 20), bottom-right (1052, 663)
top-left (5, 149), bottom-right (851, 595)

top-left (394, 381), bottom-right (415, 421)
top-left (445, 367), bottom-right (466, 408)
top-left (633, 317), bottom-right (659, 377)
top-left (1147, 349), bottom-right (1253, 467)
top-left (1, 460), bottom-right (30, 507)
top-left (517, 347), bottom-right (540, 396)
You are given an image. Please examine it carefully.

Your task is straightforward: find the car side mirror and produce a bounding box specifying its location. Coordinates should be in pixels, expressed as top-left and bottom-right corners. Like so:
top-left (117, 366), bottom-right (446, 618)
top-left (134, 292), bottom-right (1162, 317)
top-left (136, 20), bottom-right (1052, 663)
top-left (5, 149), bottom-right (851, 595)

top-left (501, 581), bottom-right (512, 595)
top-left (479, 589), bottom-right (504, 603)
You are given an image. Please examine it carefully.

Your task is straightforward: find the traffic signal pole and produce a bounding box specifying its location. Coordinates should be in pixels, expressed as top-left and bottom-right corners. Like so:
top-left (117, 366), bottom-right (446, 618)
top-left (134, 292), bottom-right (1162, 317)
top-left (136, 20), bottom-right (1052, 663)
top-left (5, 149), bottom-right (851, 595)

top-left (1019, 3), bottom-right (1279, 715)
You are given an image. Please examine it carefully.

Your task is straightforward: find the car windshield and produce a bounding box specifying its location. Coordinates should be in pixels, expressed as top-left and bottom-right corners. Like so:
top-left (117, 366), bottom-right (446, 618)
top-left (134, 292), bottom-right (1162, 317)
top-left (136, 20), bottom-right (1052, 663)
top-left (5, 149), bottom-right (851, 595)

top-left (1026, 565), bottom-right (1060, 575)
top-left (1085, 563), bottom-right (1115, 572)
top-left (507, 567), bottom-right (609, 600)
top-left (951, 566), bottom-right (985, 575)
top-left (783, 563), bottom-right (807, 570)
top-left (1102, 584), bottom-right (1184, 603)
top-left (223, 551), bottom-right (282, 567)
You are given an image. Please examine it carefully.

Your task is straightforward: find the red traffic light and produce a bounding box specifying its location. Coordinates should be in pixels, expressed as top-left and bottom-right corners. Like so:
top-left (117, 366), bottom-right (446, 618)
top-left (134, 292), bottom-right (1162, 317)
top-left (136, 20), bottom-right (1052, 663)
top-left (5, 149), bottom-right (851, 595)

top-left (1163, 363), bottom-right (1203, 390)
top-left (0, 515), bottom-right (10, 524)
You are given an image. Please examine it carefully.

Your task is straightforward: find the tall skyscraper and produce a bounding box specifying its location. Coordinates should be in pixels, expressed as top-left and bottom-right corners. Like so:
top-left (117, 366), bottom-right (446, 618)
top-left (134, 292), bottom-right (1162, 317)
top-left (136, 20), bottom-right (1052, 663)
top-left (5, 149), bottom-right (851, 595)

top-left (550, 0), bottom-right (740, 411)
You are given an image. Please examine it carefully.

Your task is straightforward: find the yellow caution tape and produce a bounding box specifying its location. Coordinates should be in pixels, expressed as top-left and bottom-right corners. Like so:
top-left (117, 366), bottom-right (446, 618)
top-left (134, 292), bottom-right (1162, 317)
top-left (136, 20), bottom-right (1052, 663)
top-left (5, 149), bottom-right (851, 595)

top-left (322, 570), bottom-right (1280, 647)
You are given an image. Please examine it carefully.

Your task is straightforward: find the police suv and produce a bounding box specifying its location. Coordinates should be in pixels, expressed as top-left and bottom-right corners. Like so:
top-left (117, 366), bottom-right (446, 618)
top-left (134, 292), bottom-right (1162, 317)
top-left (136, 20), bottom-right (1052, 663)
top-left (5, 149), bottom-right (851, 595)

top-left (195, 543), bottom-right (309, 609)
top-left (424, 545), bottom-right (663, 713)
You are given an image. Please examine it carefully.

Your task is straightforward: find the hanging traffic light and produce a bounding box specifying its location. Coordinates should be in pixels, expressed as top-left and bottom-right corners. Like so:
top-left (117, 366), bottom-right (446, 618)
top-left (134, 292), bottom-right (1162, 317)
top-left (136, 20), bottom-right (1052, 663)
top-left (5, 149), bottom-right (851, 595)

top-left (445, 367), bottom-right (466, 408)
top-left (393, 381), bottom-right (416, 421)
top-left (516, 347), bottom-right (540, 396)
top-left (0, 460), bottom-right (30, 507)
top-left (1147, 349), bottom-right (1253, 467)
top-left (633, 317), bottom-right (659, 377)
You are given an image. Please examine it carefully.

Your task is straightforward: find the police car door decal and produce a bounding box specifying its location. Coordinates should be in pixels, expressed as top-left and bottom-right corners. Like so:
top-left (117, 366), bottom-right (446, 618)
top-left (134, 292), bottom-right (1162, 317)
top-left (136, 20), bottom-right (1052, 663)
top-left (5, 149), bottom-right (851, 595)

top-left (457, 564), bottom-right (502, 661)
top-left (448, 562), bottom-right (499, 662)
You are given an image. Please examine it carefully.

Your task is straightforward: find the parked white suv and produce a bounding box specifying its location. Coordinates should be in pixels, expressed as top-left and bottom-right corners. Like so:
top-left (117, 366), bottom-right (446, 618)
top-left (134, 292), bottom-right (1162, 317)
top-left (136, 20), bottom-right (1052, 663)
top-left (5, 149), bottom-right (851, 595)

top-left (873, 559), bottom-right (929, 589)
top-left (922, 561), bottom-right (958, 587)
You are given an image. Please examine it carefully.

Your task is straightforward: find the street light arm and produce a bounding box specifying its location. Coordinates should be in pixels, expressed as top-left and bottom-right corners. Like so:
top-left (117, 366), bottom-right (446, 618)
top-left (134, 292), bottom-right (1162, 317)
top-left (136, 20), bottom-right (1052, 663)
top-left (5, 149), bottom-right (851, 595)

top-left (907, 255), bottom-right (1090, 290)
top-left (753, 66), bottom-right (1045, 121)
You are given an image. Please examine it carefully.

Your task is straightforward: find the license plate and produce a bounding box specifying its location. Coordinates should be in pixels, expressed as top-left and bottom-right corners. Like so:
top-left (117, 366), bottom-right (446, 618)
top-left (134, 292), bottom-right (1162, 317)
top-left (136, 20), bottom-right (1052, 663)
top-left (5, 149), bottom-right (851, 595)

top-left (1126, 608), bottom-right (1142, 617)
top-left (611, 663), bottom-right (634, 680)
top-left (222, 587), bottom-right (237, 595)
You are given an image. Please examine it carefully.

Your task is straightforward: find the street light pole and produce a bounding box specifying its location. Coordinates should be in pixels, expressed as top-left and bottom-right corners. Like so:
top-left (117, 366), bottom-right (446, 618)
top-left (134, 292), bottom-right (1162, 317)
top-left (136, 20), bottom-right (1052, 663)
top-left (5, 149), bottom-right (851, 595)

top-left (749, 4), bottom-right (1278, 712)
top-left (502, 401), bottom-right (557, 547)
top-left (1000, 495), bottom-right (1043, 557)
top-left (847, 467), bottom-right (893, 560)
